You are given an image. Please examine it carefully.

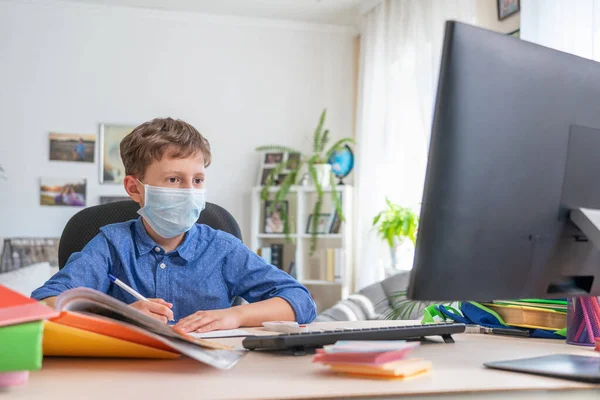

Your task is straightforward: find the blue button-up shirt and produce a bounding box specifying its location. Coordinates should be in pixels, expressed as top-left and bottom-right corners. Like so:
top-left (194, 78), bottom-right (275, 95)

top-left (32, 218), bottom-right (316, 323)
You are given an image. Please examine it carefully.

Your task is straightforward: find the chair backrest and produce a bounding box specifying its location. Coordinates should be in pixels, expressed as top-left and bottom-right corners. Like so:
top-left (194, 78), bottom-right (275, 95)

top-left (58, 200), bottom-right (242, 269)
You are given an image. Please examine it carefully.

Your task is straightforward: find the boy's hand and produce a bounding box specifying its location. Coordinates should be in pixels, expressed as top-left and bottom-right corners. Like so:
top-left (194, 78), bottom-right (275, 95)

top-left (130, 298), bottom-right (174, 323)
top-left (174, 308), bottom-right (241, 333)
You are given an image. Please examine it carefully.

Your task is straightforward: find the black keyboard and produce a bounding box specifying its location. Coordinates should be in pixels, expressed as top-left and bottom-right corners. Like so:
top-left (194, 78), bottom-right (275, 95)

top-left (242, 322), bottom-right (465, 352)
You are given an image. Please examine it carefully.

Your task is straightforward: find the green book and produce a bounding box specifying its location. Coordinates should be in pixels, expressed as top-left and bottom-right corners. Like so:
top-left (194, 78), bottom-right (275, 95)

top-left (0, 321), bottom-right (44, 372)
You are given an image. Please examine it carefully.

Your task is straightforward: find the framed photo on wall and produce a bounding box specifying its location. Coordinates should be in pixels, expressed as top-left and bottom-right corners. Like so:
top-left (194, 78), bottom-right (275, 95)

top-left (49, 133), bottom-right (96, 163)
top-left (39, 177), bottom-right (86, 207)
top-left (99, 123), bottom-right (135, 184)
top-left (497, 0), bottom-right (520, 21)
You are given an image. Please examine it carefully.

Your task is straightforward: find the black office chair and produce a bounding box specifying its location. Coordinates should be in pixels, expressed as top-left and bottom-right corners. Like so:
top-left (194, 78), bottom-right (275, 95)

top-left (58, 200), bottom-right (242, 269)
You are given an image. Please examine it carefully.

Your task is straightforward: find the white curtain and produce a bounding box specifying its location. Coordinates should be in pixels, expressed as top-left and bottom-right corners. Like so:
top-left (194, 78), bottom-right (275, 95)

top-left (354, 0), bottom-right (477, 290)
top-left (521, 0), bottom-right (600, 60)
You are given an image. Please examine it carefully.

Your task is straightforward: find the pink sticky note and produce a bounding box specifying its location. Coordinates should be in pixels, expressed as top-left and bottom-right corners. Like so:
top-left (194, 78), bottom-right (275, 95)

top-left (0, 371), bottom-right (29, 387)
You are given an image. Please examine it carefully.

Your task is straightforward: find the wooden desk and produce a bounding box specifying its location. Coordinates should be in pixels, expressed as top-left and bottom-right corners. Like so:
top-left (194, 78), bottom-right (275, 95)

top-left (5, 321), bottom-right (600, 399)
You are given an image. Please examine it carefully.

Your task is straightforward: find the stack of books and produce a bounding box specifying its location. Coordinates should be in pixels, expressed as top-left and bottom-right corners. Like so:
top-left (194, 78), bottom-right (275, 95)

top-left (312, 340), bottom-right (430, 380)
top-left (0, 285), bottom-right (56, 388)
top-left (481, 299), bottom-right (567, 330)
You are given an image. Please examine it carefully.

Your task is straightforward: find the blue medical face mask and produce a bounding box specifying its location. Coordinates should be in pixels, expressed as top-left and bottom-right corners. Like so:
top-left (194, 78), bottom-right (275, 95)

top-left (136, 180), bottom-right (206, 239)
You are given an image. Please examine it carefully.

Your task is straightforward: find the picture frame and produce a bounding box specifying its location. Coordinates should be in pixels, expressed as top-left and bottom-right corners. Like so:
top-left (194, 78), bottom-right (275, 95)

top-left (264, 152), bottom-right (284, 164)
top-left (39, 177), bottom-right (86, 207)
top-left (497, 0), bottom-right (520, 21)
top-left (257, 151), bottom-right (302, 186)
top-left (259, 167), bottom-right (275, 186)
top-left (287, 152), bottom-right (301, 170)
top-left (306, 213), bottom-right (332, 234)
top-left (99, 123), bottom-right (135, 184)
top-left (49, 132), bottom-right (96, 163)
top-left (329, 211), bottom-right (342, 234)
top-left (264, 200), bottom-right (288, 234)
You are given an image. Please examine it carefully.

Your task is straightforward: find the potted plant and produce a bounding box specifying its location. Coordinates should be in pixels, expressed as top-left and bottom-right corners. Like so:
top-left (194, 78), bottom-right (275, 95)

top-left (255, 108), bottom-right (354, 254)
top-left (372, 197), bottom-right (419, 273)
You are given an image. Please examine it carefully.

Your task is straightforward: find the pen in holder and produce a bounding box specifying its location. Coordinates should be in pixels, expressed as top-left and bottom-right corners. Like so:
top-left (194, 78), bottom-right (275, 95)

top-left (566, 296), bottom-right (600, 346)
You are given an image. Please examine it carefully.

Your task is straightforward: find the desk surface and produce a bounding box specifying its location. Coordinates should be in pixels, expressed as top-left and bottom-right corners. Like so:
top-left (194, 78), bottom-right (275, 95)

top-left (5, 320), bottom-right (600, 399)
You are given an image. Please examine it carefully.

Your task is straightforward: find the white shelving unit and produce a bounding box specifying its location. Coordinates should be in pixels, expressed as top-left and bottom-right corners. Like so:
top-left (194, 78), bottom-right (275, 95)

top-left (250, 185), bottom-right (354, 313)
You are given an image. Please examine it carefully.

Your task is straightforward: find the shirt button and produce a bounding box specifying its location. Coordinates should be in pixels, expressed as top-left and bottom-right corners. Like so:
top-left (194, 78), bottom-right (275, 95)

top-left (159, 263), bottom-right (166, 269)
top-left (154, 247), bottom-right (161, 253)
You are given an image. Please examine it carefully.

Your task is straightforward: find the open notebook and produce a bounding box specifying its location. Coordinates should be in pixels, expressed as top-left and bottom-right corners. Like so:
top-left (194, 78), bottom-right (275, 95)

top-left (44, 287), bottom-right (246, 370)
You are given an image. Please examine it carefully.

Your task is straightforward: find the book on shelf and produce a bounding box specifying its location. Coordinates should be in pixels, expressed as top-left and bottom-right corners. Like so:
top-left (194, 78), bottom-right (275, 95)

top-left (320, 248), bottom-right (344, 282)
top-left (258, 244), bottom-right (284, 270)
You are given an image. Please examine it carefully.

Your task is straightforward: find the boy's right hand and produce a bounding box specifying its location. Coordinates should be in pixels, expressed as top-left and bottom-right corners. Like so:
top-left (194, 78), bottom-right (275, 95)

top-left (130, 299), bottom-right (174, 323)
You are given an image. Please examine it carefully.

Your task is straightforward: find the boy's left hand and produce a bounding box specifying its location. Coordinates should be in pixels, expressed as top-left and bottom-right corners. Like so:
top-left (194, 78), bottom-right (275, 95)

top-left (174, 308), bottom-right (242, 333)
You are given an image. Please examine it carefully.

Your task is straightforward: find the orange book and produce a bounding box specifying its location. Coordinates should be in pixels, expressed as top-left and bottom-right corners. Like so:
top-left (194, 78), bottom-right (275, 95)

top-left (43, 287), bottom-right (245, 370)
top-left (50, 311), bottom-right (176, 353)
top-left (0, 285), bottom-right (57, 327)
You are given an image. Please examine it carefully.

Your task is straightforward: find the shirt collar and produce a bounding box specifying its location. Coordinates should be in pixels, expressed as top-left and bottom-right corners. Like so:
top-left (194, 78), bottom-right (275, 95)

top-left (133, 217), bottom-right (198, 262)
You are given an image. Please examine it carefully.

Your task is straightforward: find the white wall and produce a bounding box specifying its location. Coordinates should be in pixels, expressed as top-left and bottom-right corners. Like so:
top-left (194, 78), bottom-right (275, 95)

top-left (0, 0), bottom-right (356, 244)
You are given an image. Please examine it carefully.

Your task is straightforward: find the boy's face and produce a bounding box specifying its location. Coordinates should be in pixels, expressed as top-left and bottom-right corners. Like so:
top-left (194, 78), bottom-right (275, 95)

top-left (124, 148), bottom-right (205, 207)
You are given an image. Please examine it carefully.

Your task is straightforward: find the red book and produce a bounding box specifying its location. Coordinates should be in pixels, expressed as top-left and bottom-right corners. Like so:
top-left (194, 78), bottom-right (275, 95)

top-left (0, 285), bottom-right (58, 327)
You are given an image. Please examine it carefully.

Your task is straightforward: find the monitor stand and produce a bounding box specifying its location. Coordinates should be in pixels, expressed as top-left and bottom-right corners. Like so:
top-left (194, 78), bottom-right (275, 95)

top-left (570, 208), bottom-right (600, 250)
top-left (484, 207), bottom-right (600, 382)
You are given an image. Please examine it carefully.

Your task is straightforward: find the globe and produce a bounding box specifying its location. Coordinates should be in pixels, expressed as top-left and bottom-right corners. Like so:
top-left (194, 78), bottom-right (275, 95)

top-left (327, 144), bottom-right (354, 184)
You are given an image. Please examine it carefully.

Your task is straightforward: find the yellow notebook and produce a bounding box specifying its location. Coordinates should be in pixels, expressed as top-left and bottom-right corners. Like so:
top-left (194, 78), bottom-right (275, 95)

top-left (482, 303), bottom-right (566, 330)
top-left (43, 321), bottom-right (180, 359)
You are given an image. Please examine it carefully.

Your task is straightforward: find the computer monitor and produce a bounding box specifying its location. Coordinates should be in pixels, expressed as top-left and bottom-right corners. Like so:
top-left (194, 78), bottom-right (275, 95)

top-left (408, 21), bottom-right (600, 302)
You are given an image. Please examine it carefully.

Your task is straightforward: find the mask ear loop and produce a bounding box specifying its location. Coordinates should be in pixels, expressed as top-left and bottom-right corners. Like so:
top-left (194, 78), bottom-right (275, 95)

top-left (136, 178), bottom-right (148, 204)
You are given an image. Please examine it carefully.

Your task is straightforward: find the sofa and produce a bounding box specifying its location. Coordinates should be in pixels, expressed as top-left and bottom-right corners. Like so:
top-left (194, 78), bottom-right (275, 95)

top-left (316, 271), bottom-right (436, 322)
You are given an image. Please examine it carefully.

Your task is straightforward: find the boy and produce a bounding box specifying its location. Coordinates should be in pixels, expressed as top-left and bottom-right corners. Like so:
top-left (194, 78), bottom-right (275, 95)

top-left (32, 118), bottom-right (316, 333)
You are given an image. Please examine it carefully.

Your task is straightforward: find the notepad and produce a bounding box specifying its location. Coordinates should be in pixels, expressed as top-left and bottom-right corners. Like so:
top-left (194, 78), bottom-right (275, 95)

top-left (328, 359), bottom-right (432, 379)
top-left (190, 329), bottom-right (250, 339)
top-left (0, 371), bottom-right (29, 388)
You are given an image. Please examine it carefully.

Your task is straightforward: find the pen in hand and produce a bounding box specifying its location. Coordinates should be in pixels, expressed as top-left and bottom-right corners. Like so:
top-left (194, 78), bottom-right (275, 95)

top-left (108, 273), bottom-right (174, 322)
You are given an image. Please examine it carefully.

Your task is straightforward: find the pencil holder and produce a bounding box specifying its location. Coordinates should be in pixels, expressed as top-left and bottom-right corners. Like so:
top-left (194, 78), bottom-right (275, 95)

top-left (566, 296), bottom-right (600, 346)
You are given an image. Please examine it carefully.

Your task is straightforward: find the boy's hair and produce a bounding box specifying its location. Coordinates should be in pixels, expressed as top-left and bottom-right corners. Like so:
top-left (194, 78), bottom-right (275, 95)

top-left (120, 117), bottom-right (211, 178)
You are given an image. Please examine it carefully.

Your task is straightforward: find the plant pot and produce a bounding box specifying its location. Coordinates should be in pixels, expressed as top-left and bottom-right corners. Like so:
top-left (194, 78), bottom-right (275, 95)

top-left (312, 164), bottom-right (332, 188)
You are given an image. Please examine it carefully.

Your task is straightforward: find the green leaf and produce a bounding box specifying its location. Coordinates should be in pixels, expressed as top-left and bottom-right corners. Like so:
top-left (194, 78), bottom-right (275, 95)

top-left (329, 172), bottom-right (344, 223)
top-left (255, 145), bottom-right (302, 154)
top-left (313, 109), bottom-right (327, 154)
top-left (319, 129), bottom-right (330, 154)
top-left (325, 138), bottom-right (355, 161)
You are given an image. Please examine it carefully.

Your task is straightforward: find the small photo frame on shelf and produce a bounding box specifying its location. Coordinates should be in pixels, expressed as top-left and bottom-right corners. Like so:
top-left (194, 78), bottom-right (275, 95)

top-left (264, 152), bottom-right (284, 164)
top-left (306, 213), bottom-right (332, 234)
top-left (287, 152), bottom-right (301, 170)
top-left (329, 211), bottom-right (342, 234)
top-left (264, 200), bottom-right (288, 234)
top-left (257, 151), bottom-right (301, 186)
top-left (259, 167), bottom-right (275, 186)
top-left (497, 0), bottom-right (519, 21)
